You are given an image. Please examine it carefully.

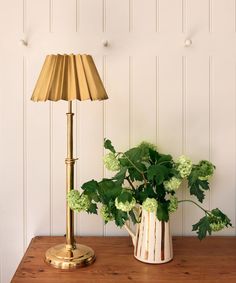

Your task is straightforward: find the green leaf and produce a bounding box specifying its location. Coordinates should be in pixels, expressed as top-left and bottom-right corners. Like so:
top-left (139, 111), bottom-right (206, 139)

top-left (157, 154), bottom-right (172, 164)
top-left (192, 215), bottom-right (212, 240)
top-left (129, 210), bottom-right (139, 224)
top-left (104, 138), bottom-right (116, 153)
top-left (156, 203), bottom-right (169, 222)
top-left (86, 203), bottom-right (98, 214)
top-left (145, 185), bottom-right (157, 198)
top-left (155, 184), bottom-right (166, 199)
top-left (189, 182), bottom-right (205, 203)
top-left (113, 166), bottom-right (127, 185)
top-left (188, 169), bottom-right (199, 185)
top-left (81, 180), bottom-right (100, 202)
top-left (98, 179), bottom-right (122, 203)
top-left (134, 186), bottom-right (149, 203)
top-left (149, 148), bottom-right (159, 164)
top-left (81, 180), bottom-right (99, 191)
top-left (127, 162), bottom-right (146, 182)
top-left (117, 190), bottom-right (133, 203)
top-left (114, 210), bottom-right (128, 227)
top-left (130, 170), bottom-right (143, 181)
top-left (147, 164), bottom-right (168, 185)
top-left (198, 180), bottom-right (209, 190)
top-left (119, 157), bottom-right (130, 167)
top-left (124, 147), bottom-right (143, 162)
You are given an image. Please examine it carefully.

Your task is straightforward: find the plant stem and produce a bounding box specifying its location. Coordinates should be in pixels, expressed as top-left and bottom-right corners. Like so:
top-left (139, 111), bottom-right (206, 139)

top-left (126, 176), bottom-right (136, 191)
top-left (158, 161), bottom-right (172, 166)
top-left (178, 199), bottom-right (211, 216)
top-left (120, 152), bottom-right (148, 187)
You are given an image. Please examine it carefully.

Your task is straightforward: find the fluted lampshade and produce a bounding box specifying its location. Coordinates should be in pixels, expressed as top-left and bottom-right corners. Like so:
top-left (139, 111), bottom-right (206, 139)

top-left (31, 54), bottom-right (108, 102)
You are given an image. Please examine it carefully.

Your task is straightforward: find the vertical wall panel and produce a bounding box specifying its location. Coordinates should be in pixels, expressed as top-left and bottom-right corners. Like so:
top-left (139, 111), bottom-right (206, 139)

top-left (210, 57), bottom-right (236, 235)
top-left (159, 0), bottom-right (182, 32)
top-left (51, 101), bottom-right (67, 235)
top-left (183, 56), bottom-right (210, 235)
top-left (104, 55), bottom-right (130, 236)
top-left (53, 0), bottom-right (77, 32)
top-left (77, 100), bottom-right (104, 236)
top-left (0, 2), bottom-right (24, 281)
top-left (130, 56), bottom-right (156, 146)
top-left (212, 0), bottom-right (235, 32)
top-left (26, 55), bottom-right (51, 243)
top-left (26, 0), bottom-right (50, 32)
top-left (0, 1), bottom-right (22, 34)
top-left (76, 54), bottom-right (104, 236)
top-left (132, 0), bottom-right (156, 32)
top-left (0, 53), bottom-right (24, 283)
top-left (79, 0), bottom-right (103, 33)
top-left (158, 56), bottom-right (183, 235)
top-left (106, 0), bottom-right (130, 32)
top-left (188, 0), bottom-right (209, 33)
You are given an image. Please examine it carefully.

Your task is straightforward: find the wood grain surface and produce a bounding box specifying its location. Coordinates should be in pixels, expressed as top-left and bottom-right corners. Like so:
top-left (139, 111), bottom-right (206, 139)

top-left (11, 236), bottom-right (236, 283)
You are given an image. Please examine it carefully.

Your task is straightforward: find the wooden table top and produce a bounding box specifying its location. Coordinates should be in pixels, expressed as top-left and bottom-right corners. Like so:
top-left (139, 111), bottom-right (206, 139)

top-left (12, 236), bottom-right (236, 283)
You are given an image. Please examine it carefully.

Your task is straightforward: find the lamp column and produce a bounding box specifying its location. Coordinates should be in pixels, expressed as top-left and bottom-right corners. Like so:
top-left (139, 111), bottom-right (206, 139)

top-left (44, 100), bottom-right (95, 269)
top-left (65, 101), bottom-right (76, 251)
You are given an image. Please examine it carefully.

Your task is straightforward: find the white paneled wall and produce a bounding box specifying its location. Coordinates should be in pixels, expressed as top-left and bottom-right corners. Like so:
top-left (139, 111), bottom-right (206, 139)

top-left (0, 0), bottom-right (236, 281)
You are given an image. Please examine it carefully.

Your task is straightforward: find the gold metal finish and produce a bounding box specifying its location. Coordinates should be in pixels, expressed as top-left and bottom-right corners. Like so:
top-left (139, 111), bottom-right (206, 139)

top-left (31, 53), bottom-right (108, 269)
top-left (45, 101), bottom-right (95, 268)
top-left (45, 243), bottom-right (95, 269)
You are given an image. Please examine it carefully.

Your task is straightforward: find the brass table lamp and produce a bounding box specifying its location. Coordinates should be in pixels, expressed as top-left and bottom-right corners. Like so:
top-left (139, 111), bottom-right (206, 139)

top-left (31, 54), bottom-right (108, 269)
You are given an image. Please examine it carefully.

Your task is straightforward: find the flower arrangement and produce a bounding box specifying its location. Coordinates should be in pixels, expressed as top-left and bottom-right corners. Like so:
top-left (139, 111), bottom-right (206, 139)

top-left (68, 139), bottom-right (232, 240)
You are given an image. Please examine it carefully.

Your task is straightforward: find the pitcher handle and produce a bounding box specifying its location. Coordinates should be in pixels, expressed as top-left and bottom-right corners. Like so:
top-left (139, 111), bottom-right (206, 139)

top-left (124, 220), bottom-right (136, 246)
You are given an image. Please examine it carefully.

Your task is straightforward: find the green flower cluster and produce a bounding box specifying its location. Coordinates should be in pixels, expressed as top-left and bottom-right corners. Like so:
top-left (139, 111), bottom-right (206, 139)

top-left (176, 155), bottom-right (193, 178)
top-left (208, 214), bottom-right (227, 232)
top-left (142, 198), bottom-right (158, 212)
top-left (168, 196), bottom-right (178, 213)
top-left (103, 152), bottom-right (121, 171)
top-left (164, 177), bottom-right (182, 192)
top-left (138, 141), bottom-right (156, 151)
top-left (197, 160), bottom-right (215, 181)
top-left (67, 190), bottom-right (91, 212)
top-left (100, 205), bottom-right (114, 222)
top-left (115, 197), bottom-right (136, 212)
top-left (210, 222), bottom-right (225, 232)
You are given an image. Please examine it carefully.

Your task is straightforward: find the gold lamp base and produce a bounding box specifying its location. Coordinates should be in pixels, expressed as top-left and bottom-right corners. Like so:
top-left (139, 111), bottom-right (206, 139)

top-left (45, 244), bottom-right (96, 269)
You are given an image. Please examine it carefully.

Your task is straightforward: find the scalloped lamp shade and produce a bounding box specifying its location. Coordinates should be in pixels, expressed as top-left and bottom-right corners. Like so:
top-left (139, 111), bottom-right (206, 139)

top-left (31, 54), bottom-right (108, 102)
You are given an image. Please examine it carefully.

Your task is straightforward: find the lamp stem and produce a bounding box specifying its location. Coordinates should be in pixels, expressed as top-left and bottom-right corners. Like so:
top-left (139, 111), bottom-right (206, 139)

top-left (66, 101), bottom-right (75, 250)
top-left (44, 100), bottom-right (95, 268)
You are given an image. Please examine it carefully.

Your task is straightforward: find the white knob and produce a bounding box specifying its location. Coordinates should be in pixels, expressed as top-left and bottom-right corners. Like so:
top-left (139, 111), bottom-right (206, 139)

top-left (102, 40), bottom-right (109, 47)
top-left (184, 39), bottom-right (192, 47)
top-left (19, 39), bottom-right (28, 46)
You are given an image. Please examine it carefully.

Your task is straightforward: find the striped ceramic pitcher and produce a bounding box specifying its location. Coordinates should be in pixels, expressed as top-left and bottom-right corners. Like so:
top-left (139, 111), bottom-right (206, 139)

top-left (124, 207), bottom-right (173, 264)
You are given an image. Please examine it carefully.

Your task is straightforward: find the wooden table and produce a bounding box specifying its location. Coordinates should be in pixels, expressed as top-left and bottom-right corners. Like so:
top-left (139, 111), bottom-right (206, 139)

top-left (12, 236), bottom-right (236, 283)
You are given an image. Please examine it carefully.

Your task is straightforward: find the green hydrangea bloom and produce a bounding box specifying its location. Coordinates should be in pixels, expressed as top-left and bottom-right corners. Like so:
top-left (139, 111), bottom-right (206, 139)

top-left (142, 198), bottom-right (158, 212)
top-left (67, 190), bottom-right (91, 212)
top-left (176, 155), bottom-right (193, 178)
top-left (103, 152), bottom-right (121, 171)
top-left (208, 214), bottom-right (226, 232)
top-left (100, 205), bottom-right (114, 222)
top-left (210, 222), bottom-right (225, 232)
top-left (168, 196), bottom-right (178, 213)
top-left (115, 197), bottom-right (136, 212)
top-left (164, 177), bottom-right (182, 192)
top-left (138, 141), bottom-right (157, 151)
top-left (198, 160), bottom-right (215, 181)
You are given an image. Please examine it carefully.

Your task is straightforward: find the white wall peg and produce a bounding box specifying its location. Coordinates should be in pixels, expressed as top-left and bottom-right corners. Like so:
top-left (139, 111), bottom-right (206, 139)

top-left (102, 40), bottom-right (109, 47)
top-left (19, 39), bottom-right (28, 46)
top-left (184, 39), bottom-right (192, 47)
